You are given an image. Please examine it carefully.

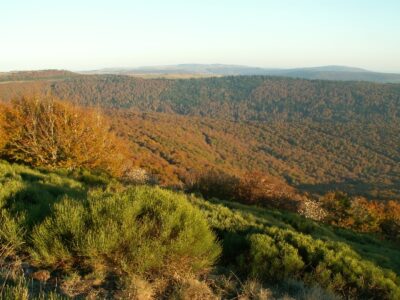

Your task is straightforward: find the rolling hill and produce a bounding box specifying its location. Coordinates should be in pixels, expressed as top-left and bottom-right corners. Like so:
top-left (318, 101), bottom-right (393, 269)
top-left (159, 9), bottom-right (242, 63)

top-left (86, 64), bottom-right (400, 83)
top-left (0, 72), bottom-right (399, 199)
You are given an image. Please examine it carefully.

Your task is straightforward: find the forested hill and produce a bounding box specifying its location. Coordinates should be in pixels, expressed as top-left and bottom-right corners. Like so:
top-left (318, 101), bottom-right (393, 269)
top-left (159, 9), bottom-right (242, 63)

top-left (88, 64), bottom-right (400, 83)
top-left (46, 75), bottom-right (400, 122)
top-left (0, 69), bottom-right (77, 82)
top-left (0, 73), bottom-right (399, 199)
top-left (1, 73), bottom-right (399, 123)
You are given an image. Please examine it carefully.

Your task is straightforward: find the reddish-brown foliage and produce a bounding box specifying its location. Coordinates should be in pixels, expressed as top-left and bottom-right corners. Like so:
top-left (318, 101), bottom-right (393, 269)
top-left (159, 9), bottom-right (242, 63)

top-left (1, 75), bottom-right (400, 199)
top-left (186, 169), bottom-right (304, 212)
top-left (185, 168), bottom-right (239, 200)
top-left (348, 197), bottom-right (385, 232)
top-left (235, 172), bottom-right (301, 211)
top-left (320, 191), bottom-right (352, 226)
top-left (0, 96), bottom-right (130, 176)
top-left (321, 192), bottom-right (400, 239)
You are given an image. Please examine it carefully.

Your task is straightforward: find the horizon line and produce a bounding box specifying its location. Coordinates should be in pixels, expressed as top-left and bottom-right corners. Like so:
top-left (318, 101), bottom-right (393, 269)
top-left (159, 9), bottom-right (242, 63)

top-left (2, 64), bottom-right (400, 74)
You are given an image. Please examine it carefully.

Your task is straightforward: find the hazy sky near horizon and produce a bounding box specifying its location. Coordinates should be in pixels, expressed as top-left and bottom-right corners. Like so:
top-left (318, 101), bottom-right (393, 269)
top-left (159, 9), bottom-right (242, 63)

top-left (1, 0), bottom-right (399, 72)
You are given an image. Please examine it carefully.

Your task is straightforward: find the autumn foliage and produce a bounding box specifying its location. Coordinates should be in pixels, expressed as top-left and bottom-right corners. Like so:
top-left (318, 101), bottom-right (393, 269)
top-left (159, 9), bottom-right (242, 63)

top-left (321, 191), bottom-right (400, 240)
top-left (187, 169), bottom-right (303, 212)
top-left (185, 168), bottom-right (239, 200)
top-left (235, 172), bottom-right (302, 210)
top-left (188, 169), bottom-right (400, 240)
top-left (0, 96), bottom-right (129, 176)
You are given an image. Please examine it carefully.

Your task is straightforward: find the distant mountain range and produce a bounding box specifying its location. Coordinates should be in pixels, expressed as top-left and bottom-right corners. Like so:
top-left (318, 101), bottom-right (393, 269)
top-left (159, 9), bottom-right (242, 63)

top-left (84, 64), bottom-right (400, 83)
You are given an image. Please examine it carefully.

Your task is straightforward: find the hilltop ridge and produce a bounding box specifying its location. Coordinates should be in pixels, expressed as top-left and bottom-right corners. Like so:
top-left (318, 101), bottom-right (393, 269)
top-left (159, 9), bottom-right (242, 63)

top-left (83, 64), bottom-right (400, 83)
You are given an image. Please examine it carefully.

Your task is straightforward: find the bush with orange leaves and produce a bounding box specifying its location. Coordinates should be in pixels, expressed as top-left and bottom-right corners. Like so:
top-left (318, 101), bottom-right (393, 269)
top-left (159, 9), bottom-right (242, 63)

top-left (236, 172), bottom-right (303, 211)
top-left (187, 169), bottom-right (305, 212)
top-left (348, 197), bottom-right (386, 232)
top-left (0, 96), bottom-right (130, 176)
top-left (321, 191), bottom-right (400, 239)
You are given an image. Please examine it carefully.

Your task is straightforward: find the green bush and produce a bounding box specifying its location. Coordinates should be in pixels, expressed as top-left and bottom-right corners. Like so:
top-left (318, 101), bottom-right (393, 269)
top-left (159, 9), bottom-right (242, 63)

top-left (191, 196), bottom-right (400, 299)
top-left (30, 186), bottom-right (221, 277)
top-left (246, 229), bottom-right (400, 299)
top-left (248, 233), bottom-right (304, 281)
top-left (0, 277), bottom-right (67, 300)
top-left (0, 160), bottom-right (86, 251)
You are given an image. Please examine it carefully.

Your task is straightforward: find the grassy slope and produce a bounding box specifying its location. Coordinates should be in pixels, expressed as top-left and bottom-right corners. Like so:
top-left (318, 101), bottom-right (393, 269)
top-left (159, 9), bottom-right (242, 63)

top-left (1, 160), bottom-right (400, 298)
top-left (1, 160), bottom-right (398, 273)
top-left (0, 161), bottom-right (400, 274)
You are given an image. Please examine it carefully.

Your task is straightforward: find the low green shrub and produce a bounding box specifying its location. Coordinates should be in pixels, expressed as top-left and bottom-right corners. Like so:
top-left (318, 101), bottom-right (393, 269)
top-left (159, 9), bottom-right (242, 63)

top-left (0, 210), bottom-right (24, 252)
top-left (246, 229), bottom-right (400, 299)
top-left (30, 186), bottom-right (221, 277)
top-left (0, 160), bottom-right (86, 248)
top-left (190, 196), bottom-right (400, 299)
top-left (0, 277), bottom-right (67, 300)
top-left (248, 233), bottom-right (304, 281)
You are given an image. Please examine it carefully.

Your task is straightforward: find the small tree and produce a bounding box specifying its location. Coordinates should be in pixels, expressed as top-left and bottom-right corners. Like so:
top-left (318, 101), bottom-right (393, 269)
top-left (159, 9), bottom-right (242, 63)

top-left (348, 197), bottom-right (384, 232)
top-left (0, 95), bottom-right (129, 176)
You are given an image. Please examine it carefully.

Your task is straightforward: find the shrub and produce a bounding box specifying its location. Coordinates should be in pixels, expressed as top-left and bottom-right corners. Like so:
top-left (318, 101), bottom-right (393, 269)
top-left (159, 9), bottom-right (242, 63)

top-left (246, 229), bottom-right (400, 299)
top-left (0, 95), bottom-right (129, 176)
top-left (320, 191), bottom-right (352, 225)
top-left (186, 168), bottom-right (239, 200)
top-left (247, 233), bottom-right (304, 280)
top-left (321, 192), bottom-right (400, 240)
top-left (0, 160), bottom-right (89, 255)
top-left (192, 196), bottom-right (400, 299)
top-left (0, 210), bottom-right (25, 253)
top-left (380, 201), bottom-right (400, 240)
top-left (187, 170), bottom-right (304, 213)
top-left (30, 186), bottom-right (221, 277)
top-left (348, 197), bottom-right (385, 232)
top-left (0, 277), bottom-right (67, 300)
top-left (236, 171), bottom-right (302, 211)
top-left (168, 278), bottom-right (217, 300)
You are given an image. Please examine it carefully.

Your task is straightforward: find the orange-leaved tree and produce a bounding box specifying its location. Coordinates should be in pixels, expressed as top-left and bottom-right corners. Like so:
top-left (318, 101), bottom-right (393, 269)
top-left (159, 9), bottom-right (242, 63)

top-left (0, 95), bottom-right (130, 176)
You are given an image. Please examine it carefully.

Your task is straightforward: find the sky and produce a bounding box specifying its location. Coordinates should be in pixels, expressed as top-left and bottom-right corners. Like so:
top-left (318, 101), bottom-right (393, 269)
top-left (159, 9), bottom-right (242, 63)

top-left (1, 0), bottom-right (399, 72)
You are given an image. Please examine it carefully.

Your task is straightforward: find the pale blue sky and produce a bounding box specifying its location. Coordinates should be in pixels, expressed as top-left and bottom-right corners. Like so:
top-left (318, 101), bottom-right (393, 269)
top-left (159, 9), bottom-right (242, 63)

top-left (1, 0), bottom-right (399, 72)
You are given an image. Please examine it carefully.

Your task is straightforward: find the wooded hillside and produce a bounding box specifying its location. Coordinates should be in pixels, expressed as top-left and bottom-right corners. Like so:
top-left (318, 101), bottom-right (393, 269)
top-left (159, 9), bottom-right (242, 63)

top-left (0, 73), bottom-right (399, 199)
